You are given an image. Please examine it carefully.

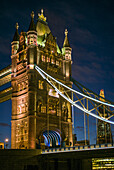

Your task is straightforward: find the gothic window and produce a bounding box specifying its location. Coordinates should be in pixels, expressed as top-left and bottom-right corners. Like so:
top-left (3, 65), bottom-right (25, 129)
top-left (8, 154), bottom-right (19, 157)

top-left (51, 58), bottom-right (55, 64)
top-left (56, 60), bottom-right (59, 66)
top-left (52, 49), bottom-right (54, 53)
top-left (34, 39), bottom-right (36, 44)
top-left (38, 101), bottom-right (42, 112)
top-left (30, 37), bottom-right (33, 45)
top-left (42, 55), bottom-right (45, 62)
top-left (25, 103), bottom-right (28, 112)
top-left (25, 136), bottom-right (27, 141)
top-left (22, 82), bottom-right (24, 90)
top-left (17, 84), bottom-right (20, 91)
top-left (41, 106), bottom-right (46, 113)
top-left (21, 127), bottom-right (24, 135)
top-left (21, 137), bottom-right (24, 141)
top-left (39, 80), bottom-right (43, 89)
top-left (18, 130), bottom-right (20, 135)
top-left (25, 81), bottom-right (28, 88)
top-left (24, 130), bottom-right (27, 134)
top-left (47, 57), bottom-right (50, 62)
top-left (18, 105), bottom-right (21, 114)
top-left (21, 104), bottom-right (25, 113)
top-left (25, 122), bottom-right (27, 127)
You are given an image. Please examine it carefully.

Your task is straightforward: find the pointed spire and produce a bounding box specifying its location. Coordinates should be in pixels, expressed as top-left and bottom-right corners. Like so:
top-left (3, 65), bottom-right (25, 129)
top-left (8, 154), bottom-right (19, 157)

top-left (38, 9), bottom-right (46, 22)
top-left (28, 11), bottom-right (36, 31)
top-left (63, 29), bottom-right (71, 48)
top-left (31, 11), bottom-right (34, 19)
top-left (12, 23), bottom-right (19, 41)
top-left (100, 89), bottom-right (105, 102)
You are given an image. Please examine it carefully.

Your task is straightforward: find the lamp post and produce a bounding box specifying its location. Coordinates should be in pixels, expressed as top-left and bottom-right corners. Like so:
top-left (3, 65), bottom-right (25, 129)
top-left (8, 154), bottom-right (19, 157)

top-left (5, 138), bottom-right (9, 149)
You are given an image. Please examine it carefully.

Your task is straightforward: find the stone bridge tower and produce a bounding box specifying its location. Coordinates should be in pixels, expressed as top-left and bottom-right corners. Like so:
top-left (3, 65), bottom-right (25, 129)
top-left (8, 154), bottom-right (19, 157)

top-left (11, 10), bottom-right (73, 149)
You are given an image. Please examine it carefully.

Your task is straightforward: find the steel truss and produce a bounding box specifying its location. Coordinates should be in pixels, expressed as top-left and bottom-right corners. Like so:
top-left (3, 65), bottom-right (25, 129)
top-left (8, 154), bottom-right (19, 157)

top-left (35, 65), bottom-right (114, 145)
top-left (35, 65), bottom-right (114, 125)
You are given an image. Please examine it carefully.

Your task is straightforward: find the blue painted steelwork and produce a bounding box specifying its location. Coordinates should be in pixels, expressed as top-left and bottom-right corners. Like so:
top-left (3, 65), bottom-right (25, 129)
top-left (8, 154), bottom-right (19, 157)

top-left (43, 130), bottom-right (61, 147)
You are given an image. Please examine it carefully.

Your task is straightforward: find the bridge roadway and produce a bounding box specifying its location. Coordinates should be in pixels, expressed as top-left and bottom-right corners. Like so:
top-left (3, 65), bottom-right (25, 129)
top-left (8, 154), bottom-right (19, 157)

top-left (0, 144), bottom-right (114, 170)
top-left (41, 144), bottom-right (114, 170)
top-left (42, 143), bottom-right (114, 154)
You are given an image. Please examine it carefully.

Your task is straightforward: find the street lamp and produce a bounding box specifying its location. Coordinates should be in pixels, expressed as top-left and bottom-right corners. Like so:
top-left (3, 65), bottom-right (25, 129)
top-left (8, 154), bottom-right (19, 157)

top-left (5, 138), bottom-right (9, 149)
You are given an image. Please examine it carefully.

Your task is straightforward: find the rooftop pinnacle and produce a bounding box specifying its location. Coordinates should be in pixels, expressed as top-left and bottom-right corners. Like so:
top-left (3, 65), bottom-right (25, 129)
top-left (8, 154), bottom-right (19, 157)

top-left (12, 23), bottom-right (19, 41)
top-left (31, 11), bottom-right (34, 19)
top-left (38, 9), bottom-right (46, 22)
top-left (65, 29), bottom-right (68, 37)
top-left (63, 29), bottom-right (71, 48)
top-left (28, 11), bottom-right (36, 31)
top-left (16, 23), bottom-right (19, 30)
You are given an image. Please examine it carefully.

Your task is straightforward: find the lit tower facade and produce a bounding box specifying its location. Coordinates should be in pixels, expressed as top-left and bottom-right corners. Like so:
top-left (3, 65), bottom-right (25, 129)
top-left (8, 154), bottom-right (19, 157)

top-left (11, 10), bottom-right (73, 149)
top-left (97, 89), bottom-right (113, 144)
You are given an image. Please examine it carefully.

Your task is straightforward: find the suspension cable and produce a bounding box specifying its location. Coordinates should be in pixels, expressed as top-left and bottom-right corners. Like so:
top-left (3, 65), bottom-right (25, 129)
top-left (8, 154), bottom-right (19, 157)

top-left (35, 66), bottom-right (114, 125)
top-left (35, 66), bottom-right (114, 108)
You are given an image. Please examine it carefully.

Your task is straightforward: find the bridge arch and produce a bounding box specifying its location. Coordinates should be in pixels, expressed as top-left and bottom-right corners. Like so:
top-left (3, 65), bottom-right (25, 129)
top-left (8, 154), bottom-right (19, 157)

top-left (37, 127), bottom-right (63, 148)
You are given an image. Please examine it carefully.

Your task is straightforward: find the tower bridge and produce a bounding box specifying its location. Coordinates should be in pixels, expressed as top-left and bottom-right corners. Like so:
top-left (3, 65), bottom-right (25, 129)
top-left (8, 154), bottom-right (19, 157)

top-left (0, 10), bottom-right (114, 151)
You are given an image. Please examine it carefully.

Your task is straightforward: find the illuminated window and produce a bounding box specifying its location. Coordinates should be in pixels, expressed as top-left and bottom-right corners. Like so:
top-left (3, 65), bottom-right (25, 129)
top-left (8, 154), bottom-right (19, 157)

top-left (30, 37), bottom-right (33, 44)
top-left (39, 80), bottom-right (43, 89)
top-left (18, 105), bottom-right (21, 114)
top-left (51, 58), bottom-right (55, 64)
top-left (25, 122), bottom-right (27, 127)
top-left (41, 106), bottom-right (46, 113)
top-left (42, 55), bottom-right (45, 62)
top-left (22, 82), bottom-right (24, 90)
top-left (25, 136), bottom-right (28, 141)
top-left (25, 103), bottom-right (28, 111)
top-left (25, 81), bottom-right (28, 88)
top-left (34, 39), bottom-right (36, 44)
top-left (24, 130), bottom-right (27, 134)
top-left (49, 89), bottom-right (59, 98)
top-left (56, 60), bottom-right (59, 66)
top-left (21, 104), bottom-right (25, 113)
top-left (47, 57), bottom-right (50, 62)
top-left (17, 84), bottom-right (20, 91)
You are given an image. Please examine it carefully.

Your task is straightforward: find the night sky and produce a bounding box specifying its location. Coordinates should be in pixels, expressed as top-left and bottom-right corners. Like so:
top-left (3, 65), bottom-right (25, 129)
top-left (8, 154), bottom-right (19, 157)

top-left (0, 0), bottom-right (114, 147)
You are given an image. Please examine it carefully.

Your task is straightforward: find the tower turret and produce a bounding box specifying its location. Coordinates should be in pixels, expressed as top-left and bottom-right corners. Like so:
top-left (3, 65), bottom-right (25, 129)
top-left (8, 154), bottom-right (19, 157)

top-left (62, 29), bottom-right (72, 80)
top-left (97, 89), bottom-right (113, 144)
top-left (27, 11), bottom-right (38, 66)
top-left (27, 11), bottom-right (37, 45)
top-left (11, 23), bottom-right (19, 55)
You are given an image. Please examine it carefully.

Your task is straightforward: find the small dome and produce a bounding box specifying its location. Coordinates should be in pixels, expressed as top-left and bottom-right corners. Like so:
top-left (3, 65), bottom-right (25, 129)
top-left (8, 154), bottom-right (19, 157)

top-left (36, 9), bottom-right (51, 36)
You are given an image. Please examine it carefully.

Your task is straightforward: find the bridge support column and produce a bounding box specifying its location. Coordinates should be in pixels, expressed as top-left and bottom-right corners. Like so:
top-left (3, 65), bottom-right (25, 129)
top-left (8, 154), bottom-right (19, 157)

top-left (28, 116), bottom-right (36, 149)
top-left (11, 120), bottom-right (16, 149)
top-left (69, 123), bottom-right (73, 146)
top-left (28, 91), bottom-right (37, 149)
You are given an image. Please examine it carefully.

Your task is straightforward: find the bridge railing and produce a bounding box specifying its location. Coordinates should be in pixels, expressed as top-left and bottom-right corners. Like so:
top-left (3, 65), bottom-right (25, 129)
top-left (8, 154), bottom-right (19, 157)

top-left (42, 143), bottom-right (114, 154)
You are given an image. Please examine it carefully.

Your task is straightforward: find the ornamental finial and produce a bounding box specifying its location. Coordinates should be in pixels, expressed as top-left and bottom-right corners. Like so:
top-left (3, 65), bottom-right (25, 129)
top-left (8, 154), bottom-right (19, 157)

top-left (31, 11), bottom-right (34, 18)
top-left (38, 9), bottom-right (46, 22)
top-left (41, 9), bottom-right (43, 15)
top-left (16, 23), bottom-right (19, 30)
top-left (65, 29), bottom-right (68, 37)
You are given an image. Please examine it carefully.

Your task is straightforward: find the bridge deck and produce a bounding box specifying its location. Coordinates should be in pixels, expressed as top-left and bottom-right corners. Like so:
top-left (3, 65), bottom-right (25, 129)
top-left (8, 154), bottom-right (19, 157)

top-left (42, 143), bottom-right (114, 155)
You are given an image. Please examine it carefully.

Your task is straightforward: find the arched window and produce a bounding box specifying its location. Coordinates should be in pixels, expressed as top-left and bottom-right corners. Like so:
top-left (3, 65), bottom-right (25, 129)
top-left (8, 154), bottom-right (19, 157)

top-left (17, 84), bottom-right (20, 91)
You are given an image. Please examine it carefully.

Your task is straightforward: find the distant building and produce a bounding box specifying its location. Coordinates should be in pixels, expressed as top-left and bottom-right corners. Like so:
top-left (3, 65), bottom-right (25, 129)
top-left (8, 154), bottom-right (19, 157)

top-left (75, 140), bottom-right (90, 146)
top-left (11, 10), bottom-right (73, 149)
top-left (97, 89), bottom-right (113, 144)
top-left (0, 142), bottom-right (4, 149)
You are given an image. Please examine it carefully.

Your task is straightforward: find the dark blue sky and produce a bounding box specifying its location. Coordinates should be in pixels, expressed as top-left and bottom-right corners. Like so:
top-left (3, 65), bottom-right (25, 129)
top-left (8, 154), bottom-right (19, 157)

top-left (0, 0), bottom-right (114, 147)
